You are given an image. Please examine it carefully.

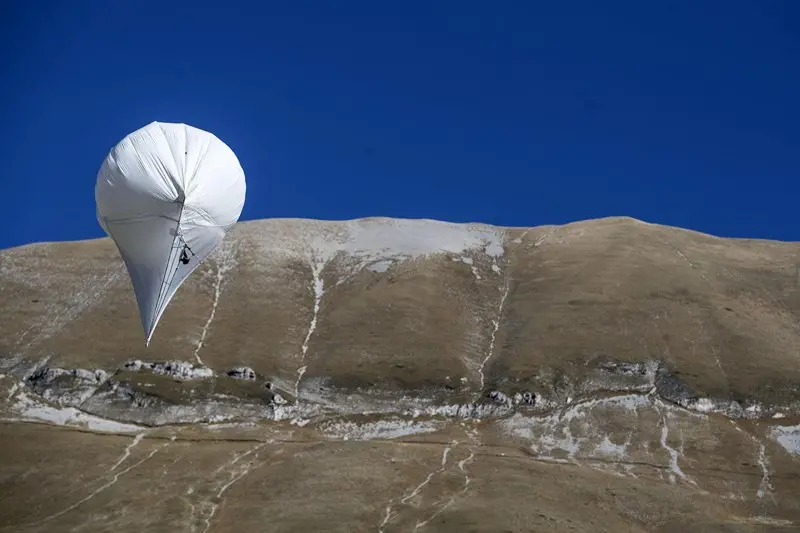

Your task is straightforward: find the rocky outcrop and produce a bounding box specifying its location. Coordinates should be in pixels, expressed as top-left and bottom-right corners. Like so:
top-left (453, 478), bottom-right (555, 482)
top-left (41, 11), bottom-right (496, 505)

top-left (11, 357), bottom-right (800, 428)
top-left (26, 366), bottom-right (109, 407)
top-left (123, 360), bottom-right (213, 380)
top-left (227, 366), bottom-right (257, 380)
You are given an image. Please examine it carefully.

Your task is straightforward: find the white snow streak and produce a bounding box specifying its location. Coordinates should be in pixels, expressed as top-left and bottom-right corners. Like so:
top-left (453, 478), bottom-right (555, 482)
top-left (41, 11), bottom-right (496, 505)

top-left (7, 382), bottom-right (19, 400)
top-left (458, 449), bottom-right (475, 487)
top-left (658, 412), bottom-right (695, 485)
top-left (756, 443), bottom-right (774, 500)
top-left (478, 283), bottom-right (509, 391)
top-left (110, 432), bottom-right (146, 471)
top-left (211, 442), bottom-right (264, 476)
top-left (295, 259), bottom-right (325, 401)
top-left (400, 445), bottom-right (450, 505)
top-left (193, 243), bottom-right (236, 366)
top-left (202, 468), bottom-right (253, 532)
top-left (378, 505), bottom-right (394, 533)
top-left (294, 366), bottom-right (307, 401)
top-left (31, 442), bottom-right (166, 526)
top-left (733, 420), bottom-right (777, 502)
top-left (379, 444), bottom-right (453, 533)
top-left (511, 229), bottom-right (530, 245)
top-left (645, 389), bottom-right (697, 486)
top-left (663, 239), bottom-right (709, 282)
top-left (16, 265), bottom-right (123, 351)
top-left (201, 442), bottom-right (266, 533)
top-left (534, 228), bottom-right (556, 247)
top-left (414, 445), bottom-right (476, 531)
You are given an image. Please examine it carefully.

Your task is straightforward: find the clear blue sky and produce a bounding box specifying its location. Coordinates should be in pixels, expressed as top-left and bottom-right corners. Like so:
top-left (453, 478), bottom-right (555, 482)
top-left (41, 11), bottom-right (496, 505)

top-left (1, 1), bottom-right (798, 249)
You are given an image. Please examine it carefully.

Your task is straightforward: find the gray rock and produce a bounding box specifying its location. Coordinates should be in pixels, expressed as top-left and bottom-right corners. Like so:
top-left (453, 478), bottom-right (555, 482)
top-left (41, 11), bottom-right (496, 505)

top-left (227, 367), bottom-right (257, 381)
top-left (124, 360), bottom-right (214, 380)
top-left (26, 366), bottom-right (109, 407)
top-left (654, 367), bottom-right (696, 405)
top-left (271, 393), bottom-right (288, 406)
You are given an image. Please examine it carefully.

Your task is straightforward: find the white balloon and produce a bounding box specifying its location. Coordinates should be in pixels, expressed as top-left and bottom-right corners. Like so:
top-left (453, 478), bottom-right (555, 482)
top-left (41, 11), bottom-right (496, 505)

top-left (95, 121), bottom-right (246, 345)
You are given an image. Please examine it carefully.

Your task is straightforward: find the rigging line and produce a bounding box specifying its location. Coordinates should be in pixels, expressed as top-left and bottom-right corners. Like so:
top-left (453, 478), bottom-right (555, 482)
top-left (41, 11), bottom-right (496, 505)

top-left (148, 200), bottom-right (186, 337)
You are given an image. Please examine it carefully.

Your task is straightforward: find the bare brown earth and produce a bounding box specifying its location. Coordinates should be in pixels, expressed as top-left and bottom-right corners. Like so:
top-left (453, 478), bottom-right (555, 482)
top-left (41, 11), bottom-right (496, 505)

top-left (1, 216), bottom-right (799, 532)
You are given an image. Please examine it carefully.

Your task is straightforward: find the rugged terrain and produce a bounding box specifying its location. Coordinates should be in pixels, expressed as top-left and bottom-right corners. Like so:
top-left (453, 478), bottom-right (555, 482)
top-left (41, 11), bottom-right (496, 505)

top-left (1, 216), bottom-right (799, 532)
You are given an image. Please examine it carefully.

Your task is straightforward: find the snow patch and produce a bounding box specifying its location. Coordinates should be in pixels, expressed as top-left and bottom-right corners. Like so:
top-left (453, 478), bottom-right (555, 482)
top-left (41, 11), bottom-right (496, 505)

top-left (502, 392), bottom-right (702, 483)
top-left (367, 260), bottom-right (393, 273)
top-left (692, 398), bottom-right (716, 413)
top-left (259, 218), bottom-right (506, 283)
top-left (772, 424), bottom-right (800, 456)
top-left (501, 394), bottom-right (650, 462)
top-left (10, 391), bottom-right (144, 433)
top-left (595, 435), bottom-right (628, 459)
top-left (326, 219), bottom-right (505, 263)
top-left (451, 255), bottom-right (484, 280)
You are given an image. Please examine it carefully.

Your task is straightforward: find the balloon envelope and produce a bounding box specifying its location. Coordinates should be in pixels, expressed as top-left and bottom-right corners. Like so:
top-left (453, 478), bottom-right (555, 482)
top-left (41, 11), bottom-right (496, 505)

top-left (95, 121), bottom-right (246, 345)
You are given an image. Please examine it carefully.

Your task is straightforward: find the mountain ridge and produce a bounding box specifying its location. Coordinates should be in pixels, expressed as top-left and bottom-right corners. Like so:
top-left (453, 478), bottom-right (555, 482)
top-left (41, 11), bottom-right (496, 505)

top-left (4, 214), bottom-right (798, 252)
top-left (2, 215), bottom-right (800, 531)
